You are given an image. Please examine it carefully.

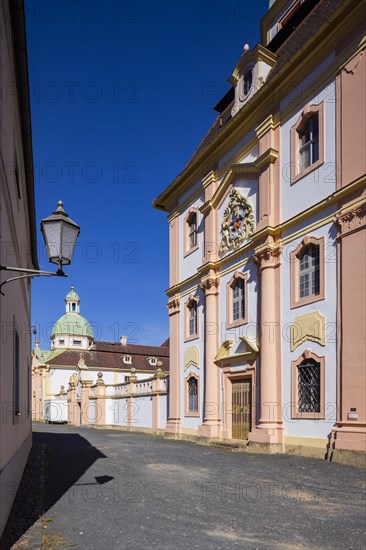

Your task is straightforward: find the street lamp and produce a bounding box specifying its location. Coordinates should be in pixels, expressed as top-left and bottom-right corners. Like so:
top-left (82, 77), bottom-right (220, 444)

top-left (0, 200), bottom-right (80, 295)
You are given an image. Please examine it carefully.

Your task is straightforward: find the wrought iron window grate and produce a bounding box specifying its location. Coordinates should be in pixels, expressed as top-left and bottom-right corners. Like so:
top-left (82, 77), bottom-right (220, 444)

top-left (298, 360), bottom-right (320, 413)
top-left (188, 377), bottom-right (198, 412)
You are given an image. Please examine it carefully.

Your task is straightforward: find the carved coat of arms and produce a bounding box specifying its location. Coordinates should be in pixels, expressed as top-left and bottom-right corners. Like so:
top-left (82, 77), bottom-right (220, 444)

top-left (220, 189), bottom-right (255, 254)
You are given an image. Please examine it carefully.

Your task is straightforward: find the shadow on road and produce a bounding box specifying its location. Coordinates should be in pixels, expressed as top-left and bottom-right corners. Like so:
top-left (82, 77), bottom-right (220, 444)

top-left (0, 429), bottom-right (108, 550)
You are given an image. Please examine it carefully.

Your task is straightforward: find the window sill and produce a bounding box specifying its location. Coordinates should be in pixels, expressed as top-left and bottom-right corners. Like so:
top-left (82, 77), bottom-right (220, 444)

top-left (184, 334), bottom-right (199, 343)
top-left (290, 294), bottom-right (325, 309)
top-left (184, 244), bottom-right (199, 258)
top-left (226, 319), bottom-right (248, 330)
top-left (291, 160), bottom-right (324, 185)
top-left (291, 412), bottom-right (325, 420)
top-left (184, 412), bottom-right (200, 418)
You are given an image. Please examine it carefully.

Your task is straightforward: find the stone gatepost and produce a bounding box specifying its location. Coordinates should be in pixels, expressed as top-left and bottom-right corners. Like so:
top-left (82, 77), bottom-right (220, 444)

top-left (68, 373), bottom-right (80, 426)
top-left (127, 368), bottom-right (138, 430)
top-left (80, 380), bottom-right (93, 425)
top-left (152, 362), bottom-right (165, 431)
top-left (32, 365), bottom-right (43, 421)
top-left (95, 372), bottom-right (106, 426)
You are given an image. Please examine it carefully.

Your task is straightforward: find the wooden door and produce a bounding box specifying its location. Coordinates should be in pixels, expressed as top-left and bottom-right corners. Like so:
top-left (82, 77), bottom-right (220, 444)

top-left (232, 379), bottom-right (251, 439)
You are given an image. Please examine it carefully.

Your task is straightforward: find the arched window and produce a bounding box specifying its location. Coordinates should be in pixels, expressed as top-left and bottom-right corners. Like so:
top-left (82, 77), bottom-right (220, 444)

top-left (188, 376), bottom-right (198, 413)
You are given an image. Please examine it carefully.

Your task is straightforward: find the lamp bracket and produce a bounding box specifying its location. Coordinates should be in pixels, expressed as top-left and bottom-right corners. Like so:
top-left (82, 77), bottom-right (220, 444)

top-left (0, 266), bottom-right (67, 295)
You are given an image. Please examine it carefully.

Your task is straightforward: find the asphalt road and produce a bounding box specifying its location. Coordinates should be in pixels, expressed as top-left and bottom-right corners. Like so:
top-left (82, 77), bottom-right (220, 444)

top-left (2, 423), bottom-right (366, 549)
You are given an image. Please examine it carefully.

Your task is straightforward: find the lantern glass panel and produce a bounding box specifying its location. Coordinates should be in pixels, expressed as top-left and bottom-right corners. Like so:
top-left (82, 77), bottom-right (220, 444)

top-left (61, 222), bottom-right (79, 264)
top-left (42, 220), bottom-right (62, 264)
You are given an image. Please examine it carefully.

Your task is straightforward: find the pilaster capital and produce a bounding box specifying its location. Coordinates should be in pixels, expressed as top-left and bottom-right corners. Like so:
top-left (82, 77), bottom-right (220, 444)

top-left (334, 203), bottom-right (366, 237)
top-left (253, 245), bottom-right (282, 270)
top-left (200, 276), bottom-right (220, 296)
top-left (167, 295), bottom-right (180, 316)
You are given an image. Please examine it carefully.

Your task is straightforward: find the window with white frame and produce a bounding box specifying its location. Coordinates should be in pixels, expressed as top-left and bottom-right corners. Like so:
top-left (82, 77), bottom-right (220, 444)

top-left (227, 272), bottom-right (248, 328)
top-left (299, 244), bottom-right (320, 298)
top-left (123, 355), bottom-right (132, 364)
top-left (299, 114), bottom-right (319, 171)
top-left (188, 301), bottom-right (198, 337)
top-left (233, 278), bottom-right (245, 321)
top-left (188, 212), bottom-right (197, 249)
top-left (290, 102), bottom-right (324, 183)
top-left (290, 236), bottom-right (325, 308)
top-left (148, 357), bottom-right (157, 366)
top-left (297, 359), bottom-right (321, 413)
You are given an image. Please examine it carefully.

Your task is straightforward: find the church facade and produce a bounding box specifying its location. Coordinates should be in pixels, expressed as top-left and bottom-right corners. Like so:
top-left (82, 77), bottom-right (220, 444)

top-left (153, 0), bottom-right (365, 461)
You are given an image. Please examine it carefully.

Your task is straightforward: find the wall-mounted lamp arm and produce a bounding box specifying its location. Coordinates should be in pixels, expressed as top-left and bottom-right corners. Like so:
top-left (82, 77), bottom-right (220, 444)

top-left (0, 265), bottom-right (67, 295)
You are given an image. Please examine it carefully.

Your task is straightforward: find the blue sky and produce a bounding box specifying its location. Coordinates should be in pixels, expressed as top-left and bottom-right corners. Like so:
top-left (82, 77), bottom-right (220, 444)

top-left (26, 0), bottom-right (267, 348)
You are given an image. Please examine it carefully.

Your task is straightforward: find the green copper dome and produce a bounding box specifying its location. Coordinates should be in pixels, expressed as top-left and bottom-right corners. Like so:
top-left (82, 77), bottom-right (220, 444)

top-left (51, 313), bottom-right (94, 338)
top-left (65, 286), bottom-right (80, 302)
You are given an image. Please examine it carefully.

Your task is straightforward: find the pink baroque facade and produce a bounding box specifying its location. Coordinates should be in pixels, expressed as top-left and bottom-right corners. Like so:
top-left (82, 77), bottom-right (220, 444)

top-left (154, 0), bottom-right (366, 464)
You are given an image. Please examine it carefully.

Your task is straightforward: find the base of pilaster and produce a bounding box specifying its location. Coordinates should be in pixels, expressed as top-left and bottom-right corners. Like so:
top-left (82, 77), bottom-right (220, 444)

top-left (165, 419), bottom-right (181, 436)
top-left (329, 423), bottom-right (366, 452)
top-left (197, 421), bottom-right (222, 438)
top-left (249, 423), bottom-right (285, 448)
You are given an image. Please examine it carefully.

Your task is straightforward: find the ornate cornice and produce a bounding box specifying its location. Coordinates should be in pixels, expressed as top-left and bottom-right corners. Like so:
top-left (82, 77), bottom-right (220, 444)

top-left (335, 203), bottom-right (366, 237)
top-left (253, 245), bottom-right (283, 270)
top-left (166, 295), bottom-right (181, 316)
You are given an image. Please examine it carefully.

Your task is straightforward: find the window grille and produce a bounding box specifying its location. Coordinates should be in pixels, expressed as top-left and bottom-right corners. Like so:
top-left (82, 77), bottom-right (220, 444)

top-left (298, 360), bottom-right (320, 413)
top-left (299, 114), bottom-right (319, 170)
top-left (188, 377), bottom-right (198, 412)
top-left (299, 245), bottom-right (320, 298)
top-left (233, 278), bottom-right (245, 321)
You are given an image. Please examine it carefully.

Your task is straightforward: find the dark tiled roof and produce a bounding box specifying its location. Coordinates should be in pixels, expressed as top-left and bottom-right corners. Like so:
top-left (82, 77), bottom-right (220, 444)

top-left (266, 0), bottom-right (343, 81)
top-left (176, 0), bottom-right (344, 180)
top-left (161, 338), bottom-right (170, 348)
top-left (47, 340), bottom-right (170, 372)
top-left (94, 340), bottom-right (169, 357)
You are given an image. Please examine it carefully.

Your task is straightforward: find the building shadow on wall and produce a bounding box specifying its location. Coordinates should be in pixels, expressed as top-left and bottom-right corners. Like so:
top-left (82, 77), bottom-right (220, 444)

top-left (0, 429), bottom-right (108, 550)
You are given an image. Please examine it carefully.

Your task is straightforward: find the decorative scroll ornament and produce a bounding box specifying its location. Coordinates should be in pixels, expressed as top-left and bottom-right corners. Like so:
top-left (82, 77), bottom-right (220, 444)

top-left (220, 189), bottom-right (255, 253)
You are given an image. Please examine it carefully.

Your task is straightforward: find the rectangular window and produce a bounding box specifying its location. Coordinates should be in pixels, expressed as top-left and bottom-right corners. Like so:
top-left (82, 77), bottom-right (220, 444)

top-left (189, 303), bottom-right (197, 336)
top-left (233, 279), bottom-right (245, 321)
top-left (298, 361), bottom-right (320, 413)
top-left (73, 340), bottom-right (82, 346)
top-left (188, 213), bottom-right (197, 249)
top-left (14, 327), bottom-right (20, 415)
top-left (299, 115), bottom-right (319, 171)
top-left (299, 245), bottom-right (320, 298)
